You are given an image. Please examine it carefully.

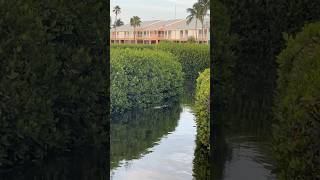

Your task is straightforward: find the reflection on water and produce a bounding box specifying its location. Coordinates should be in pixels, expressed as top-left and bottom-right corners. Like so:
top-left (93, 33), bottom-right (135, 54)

top-left (110, 104), bottom-right (197, 180)
top-left (193, 138), bottom-right (210, 180)
top-left (214, 98), bottom-right (276, 180)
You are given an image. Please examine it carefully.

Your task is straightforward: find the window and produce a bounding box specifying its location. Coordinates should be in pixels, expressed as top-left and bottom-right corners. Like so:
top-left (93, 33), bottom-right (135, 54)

top-left (185, 30), bottom-right (188, 37)
top-left (180, 30), bottom-right (183, 38)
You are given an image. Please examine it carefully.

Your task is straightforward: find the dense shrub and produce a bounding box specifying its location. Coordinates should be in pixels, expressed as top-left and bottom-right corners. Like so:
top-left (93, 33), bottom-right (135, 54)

top-left (156, 42), bottom-right (210, 81)
top-left (111, 48), bottom-right (184, 113)
top-left (0, 0), bottom-right (108, 167)
top-left (110, 43), bottom-right (209, 82)
top-left (194, 69), bottom-right (210, 148)
top-left (212, 0), bottom-right (235, 110)
top-left (273, 22), bottom-right (320, 179)
top-left (111, 44), bottom-right (156, 50)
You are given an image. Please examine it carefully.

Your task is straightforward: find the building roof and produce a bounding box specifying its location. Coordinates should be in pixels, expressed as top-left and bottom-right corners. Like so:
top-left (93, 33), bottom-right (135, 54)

top-left (166, 18), bottom-right (210, 30)
top-left (112, 20), bottom-right (160, 31)
top-left (111, 18), bottom-right (210, 32)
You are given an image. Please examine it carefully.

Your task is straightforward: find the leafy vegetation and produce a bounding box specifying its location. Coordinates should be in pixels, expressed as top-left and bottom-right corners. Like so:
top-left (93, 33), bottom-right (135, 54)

top-left (157, 42), bottom-right (210, 81)
top-left (111, 44), bottom-right (156, 50)
top-left (212, 0), bottom-right (234, 114)
top-left (193, 68), bottom-right (210, 179)
top-left (111, 48), bottom-right (184, 113)
top-left (218, 0), bottom-right (320, 177)
top-left (194, 68), bottom-right (210, 148)
top-left (273, 22), bottom-right (320, 180)
top-left (0, 0), bottom-right (108, 167)
top-left (130, 16), bottom-right (141, 44)
top-left (111, 42), bottom-right (210, 82)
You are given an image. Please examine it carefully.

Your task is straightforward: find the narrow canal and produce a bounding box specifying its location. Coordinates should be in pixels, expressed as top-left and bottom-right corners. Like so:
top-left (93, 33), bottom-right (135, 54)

top-left (110, 104), bottom-right (197, 180)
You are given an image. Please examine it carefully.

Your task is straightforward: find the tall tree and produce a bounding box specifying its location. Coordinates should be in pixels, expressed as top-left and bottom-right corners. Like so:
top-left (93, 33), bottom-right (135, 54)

top-left (199, 0), bottom-right (210, 43)
top-left (186, 3), bottom-right (202, 43)
top-left (130, 16), bottom-right (141, 44)
top-left (113, 5), bottom-right (121, 40)
top-left (114, 19), bottom-right (124, 27)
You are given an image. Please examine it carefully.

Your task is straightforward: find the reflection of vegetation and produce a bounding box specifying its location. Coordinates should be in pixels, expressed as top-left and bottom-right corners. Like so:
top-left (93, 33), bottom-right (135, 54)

top-left (273, 22), bottom-right (320, 180)
top-left (212, 124), bottom-right (232, 180)
top-left (193, 139), bottom-right (210, 180)
top-left (110, 103), bottom-right (182, 169)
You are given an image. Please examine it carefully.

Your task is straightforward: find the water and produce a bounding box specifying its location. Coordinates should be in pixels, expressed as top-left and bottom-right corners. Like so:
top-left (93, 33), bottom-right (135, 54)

top-left (110, 104), bottom-right (197, 180)
top-left (222, 136), bottom-right (276, 180)
top-left (214, 98), bottom-right (277, 180)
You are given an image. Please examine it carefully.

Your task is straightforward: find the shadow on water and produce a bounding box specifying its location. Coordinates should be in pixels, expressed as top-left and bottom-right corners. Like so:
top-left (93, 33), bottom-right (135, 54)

top-left (110, 103), bottom-right (182, 169)
top-left (213, 97), bottom-right (276, 180)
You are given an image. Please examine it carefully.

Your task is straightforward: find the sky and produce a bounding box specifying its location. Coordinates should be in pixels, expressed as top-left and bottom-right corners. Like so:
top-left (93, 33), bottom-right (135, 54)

top-left (110, 0), bottom-right (198, 24)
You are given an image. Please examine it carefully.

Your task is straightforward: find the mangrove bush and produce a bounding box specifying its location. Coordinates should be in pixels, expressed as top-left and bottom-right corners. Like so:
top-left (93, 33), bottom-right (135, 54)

top-left (111, 48), bottom-right (184, 113)
top-left (195, 68), bottom-right (210, 148)
top-left (0, 0), bottom-right (108, 167)
top-left (273, 22), bottom-right (320, 179)
top-left (156, 42), bottom-right (210, 81)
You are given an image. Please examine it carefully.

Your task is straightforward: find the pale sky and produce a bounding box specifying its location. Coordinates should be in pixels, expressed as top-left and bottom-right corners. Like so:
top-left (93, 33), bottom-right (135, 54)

top-left (110, 0), bottom-right (198, 24)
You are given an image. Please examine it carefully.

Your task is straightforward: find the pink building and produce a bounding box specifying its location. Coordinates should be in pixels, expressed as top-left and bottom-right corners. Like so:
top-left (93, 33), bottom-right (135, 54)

top-left (110, 18), bottom-right (210, 44)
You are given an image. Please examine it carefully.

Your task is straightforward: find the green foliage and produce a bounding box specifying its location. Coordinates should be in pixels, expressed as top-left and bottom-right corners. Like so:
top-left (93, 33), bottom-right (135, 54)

top-left (212, 0), bottom-right (235, 112)
top-left (111, 43), bottom-right (209, 82)
top-left (194, 69), bottom-right (210, 148)
top-left (187, 36), bottom-right (197, 43)
top-left (222, 0), bottom-right (320, 117)
top-left (0, 0), bottom-right (108, 167)
top-left (111, 44), bottom-right (156, 50)
top-left (111, 48), bottom-right (184, 113)
top-left (273, 22), bottom-right (320, 179)
top-left (157, 42), bottom-right (210, 81)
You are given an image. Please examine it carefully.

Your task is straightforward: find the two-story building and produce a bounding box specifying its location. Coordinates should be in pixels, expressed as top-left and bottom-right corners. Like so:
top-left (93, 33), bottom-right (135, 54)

top-left (110, 18), bottom-right (210, 44)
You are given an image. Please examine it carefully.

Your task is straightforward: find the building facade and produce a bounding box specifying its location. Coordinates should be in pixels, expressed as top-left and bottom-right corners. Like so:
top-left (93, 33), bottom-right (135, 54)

top-left (110, 18), bottom-right (210, 44)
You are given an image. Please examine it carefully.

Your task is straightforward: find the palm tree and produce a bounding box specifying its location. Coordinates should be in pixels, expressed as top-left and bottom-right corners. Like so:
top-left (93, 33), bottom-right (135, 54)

top-left (130, 16), bottom-right (141, 44)
top-left (186, 3), bottom-right (202, 43)
top-left (199, 0), bottom-right (210, 43)
top-left (114, 19), bottom-right (124, 27)
top-left (113, 5), bottom-right (121, 40)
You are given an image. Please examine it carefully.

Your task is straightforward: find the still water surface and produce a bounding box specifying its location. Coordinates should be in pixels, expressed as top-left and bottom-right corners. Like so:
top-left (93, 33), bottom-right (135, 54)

top-left (214, 99), bottom-right (277, 180)
top-left (110, 104), bottom-right (197, 180)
